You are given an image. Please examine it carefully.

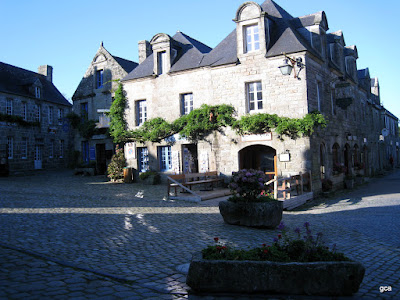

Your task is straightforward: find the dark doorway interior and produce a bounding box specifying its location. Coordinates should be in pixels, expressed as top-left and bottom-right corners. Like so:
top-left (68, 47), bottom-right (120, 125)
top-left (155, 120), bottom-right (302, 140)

top-left (239, 145), bottom-right (276, 174)
top-left (183, 144), bottom-right (198, 173)
top-left (96, 144), bottom-right (107, 175)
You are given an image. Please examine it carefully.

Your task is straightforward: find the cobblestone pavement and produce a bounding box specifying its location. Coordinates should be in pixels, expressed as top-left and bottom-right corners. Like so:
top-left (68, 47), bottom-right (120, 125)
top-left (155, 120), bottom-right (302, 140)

top-left (0, 169), bottom-right (399, 299)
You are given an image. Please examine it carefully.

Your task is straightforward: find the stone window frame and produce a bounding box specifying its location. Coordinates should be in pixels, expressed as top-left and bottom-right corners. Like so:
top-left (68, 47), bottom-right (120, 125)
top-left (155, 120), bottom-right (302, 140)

top-left (6, 98), bottom-right (13, 115)
top-left (244, 24), bottom-right (260, 53)
top-left (158, 145), bottom-right (172, 172)
top-left (35, 86), bottom-right (41, 99)
top-left (59, 140), bottom-right (64, 158)
top-left (58, 108), bottom-right (64, 125)
top-left (7, 136), bottom-right (13, 159)
top-left (136, 99), bottom-right (147, 126)
top-left (181, 93), bottom-right (193, 116)
top-left (246, 81), bottom-right (263, 113)
top-left (21, 137), bottom-right (28, 160)
top-left (80, 102), bottom-right (88, 121)
top-left (96, 69), bottom-right (104, 89)
top-left (35, 104), bottom-right (41, 122)
top-left (48, 106), bottom-right (54, 124)
top-left (138, 147), bottom-right (150, 173)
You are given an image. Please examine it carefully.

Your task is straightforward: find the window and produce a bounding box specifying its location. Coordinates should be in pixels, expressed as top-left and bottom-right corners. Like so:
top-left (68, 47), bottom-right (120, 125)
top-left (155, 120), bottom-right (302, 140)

top-left (136, 100), bottom-right (147, 126)
top-left (317, 82), bottom-right (323, 111)
top-left (81, 103), bottom-right (88, 121)
top-left (48, 106), bottom-right (54, 124)
top-left (245, 25), bottom-right (260, 53)
top-left (96, 70), bottom-right (104, 88)
top-left (35, 86), bottom-right (41, 98)
top-left (81, 141), bottom-right (89, 164)
top-left (49, 140), bottom-right (54, 158)
top-left (157, 51), bottom-right (167, 75)
top-left (246, 81), bottom-right (263, 112)
top-left (22, 102), bottom-right (27, 120)
top-left (6, 98), bottom-right (12, 115)
top-left (138, 147), bottom-right (149, 172)
top-left (21, 137), bottom-right (28, 159)
top-left (35, 104), bottom-right (41, 122)
top-left (58, 108), bottom-right (64, 125)
top-left (181, 93), bottom-right (193, 115)
top-left (330, 90), bottom-right (335, 115)
top-left (7, 137), bottom-right (13, 159)
top-left (158, 146), bottom-right (172, 171)
top-left (59, 140), bottom-right (64, 158)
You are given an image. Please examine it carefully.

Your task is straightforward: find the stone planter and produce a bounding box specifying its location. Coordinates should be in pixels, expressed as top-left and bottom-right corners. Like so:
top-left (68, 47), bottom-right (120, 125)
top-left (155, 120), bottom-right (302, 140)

top-left (355, 176), bottom-right (364, 185)
top-left (140, 174), bottom-right (161, 185)
top-left (186, 252), bottom-right (365, 296)
top-left (218, 200), bottom-right (283, 228)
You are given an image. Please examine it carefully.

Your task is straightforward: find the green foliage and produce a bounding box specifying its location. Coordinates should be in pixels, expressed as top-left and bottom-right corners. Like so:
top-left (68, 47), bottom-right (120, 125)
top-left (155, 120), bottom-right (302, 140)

top-left (0, 113), bottom-right (40, 127)
top-left (66, 112), bottom-right (100, 140)
top-left (122, 104), bottom-right (326, 143)
top-left (108, 83), bottom-right (128, 143)
top-left (107, 145), bottom-right (126, 182)
top-left (66, 112), bottom-right (81, 129)
top-left (202, 222), bottom-right (350, 262)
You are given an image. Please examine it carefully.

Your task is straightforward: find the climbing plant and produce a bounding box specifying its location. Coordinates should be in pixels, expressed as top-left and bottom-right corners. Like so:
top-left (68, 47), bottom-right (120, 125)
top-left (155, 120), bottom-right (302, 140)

top-left (108, 83), bottom-right (128, 143)
top-left (122, 104), bottom-right (326, 143)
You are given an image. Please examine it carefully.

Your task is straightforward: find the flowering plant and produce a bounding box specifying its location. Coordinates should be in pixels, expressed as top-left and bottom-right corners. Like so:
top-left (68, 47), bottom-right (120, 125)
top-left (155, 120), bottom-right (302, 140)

top-left (228, 169), bottom-right (275, 202)
top-left (202, 222), bottom-right (349, 262)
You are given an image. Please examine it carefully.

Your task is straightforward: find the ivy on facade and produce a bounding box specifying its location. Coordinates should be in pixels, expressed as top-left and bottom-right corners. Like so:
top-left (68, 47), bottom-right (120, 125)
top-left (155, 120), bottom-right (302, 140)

top-left (110, 102), bottom-right (327, 143)
top-left (0, 113), bottom-right (40, 127)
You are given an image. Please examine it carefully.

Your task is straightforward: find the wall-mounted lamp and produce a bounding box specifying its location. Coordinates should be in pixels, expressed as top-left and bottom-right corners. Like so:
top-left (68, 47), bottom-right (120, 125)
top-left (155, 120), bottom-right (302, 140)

top-left (278, 53), bottom-right (305, 78)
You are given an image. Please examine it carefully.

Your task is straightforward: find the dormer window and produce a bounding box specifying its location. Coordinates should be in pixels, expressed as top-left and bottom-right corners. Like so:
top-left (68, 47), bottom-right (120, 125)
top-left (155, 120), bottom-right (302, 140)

top-left (157, 51), bottom-right (167, 75)
top-left (245, 25), bottom-right (260, 53)
top-left (35, 86), bottom-right (41, 99)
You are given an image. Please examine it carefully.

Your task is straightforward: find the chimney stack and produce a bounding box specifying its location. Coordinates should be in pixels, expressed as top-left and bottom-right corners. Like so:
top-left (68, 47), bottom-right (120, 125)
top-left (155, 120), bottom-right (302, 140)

top-left (38, 65), bottom-right (53, 83)
top-left (138, 40), bottom-right (152, 64)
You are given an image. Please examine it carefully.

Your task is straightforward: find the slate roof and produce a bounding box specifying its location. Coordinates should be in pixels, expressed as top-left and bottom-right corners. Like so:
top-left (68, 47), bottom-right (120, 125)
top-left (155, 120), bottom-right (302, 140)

top-left (123, 0), bottom-right (328, 81)
top-left (0, 61), bottom-right (71, 107)
top-left (113, 56), bottom-right (138, 73)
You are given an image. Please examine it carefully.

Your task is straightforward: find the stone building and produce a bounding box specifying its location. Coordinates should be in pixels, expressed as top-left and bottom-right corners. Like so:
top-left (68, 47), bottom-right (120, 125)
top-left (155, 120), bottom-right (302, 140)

top-left (72, 43), bottom-right (138, 174)
top-left (121, 0), bottom-right (398, 191)
top-left (0, 62), bottom-right (72, 174)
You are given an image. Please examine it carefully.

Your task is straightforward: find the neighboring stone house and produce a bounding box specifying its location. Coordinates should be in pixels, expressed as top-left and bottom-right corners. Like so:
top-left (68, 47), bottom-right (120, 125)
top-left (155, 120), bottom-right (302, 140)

top-left (72, 43), bottom-right (138, 174)
top-left (0, 62), bottom-right (72, 174)
top-left (121, 0), bottom-right (398, 191)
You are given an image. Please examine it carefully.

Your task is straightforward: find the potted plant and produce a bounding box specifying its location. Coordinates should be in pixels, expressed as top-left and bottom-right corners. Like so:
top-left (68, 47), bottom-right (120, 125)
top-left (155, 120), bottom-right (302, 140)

top-left (187, 222), bottom-right (365, 296)
top-left (344, 174), bottom-right (355, 189)
top-left (139, 170), bottom-right (161, 185)
top-left (218, 169), bottom-right (282, 228)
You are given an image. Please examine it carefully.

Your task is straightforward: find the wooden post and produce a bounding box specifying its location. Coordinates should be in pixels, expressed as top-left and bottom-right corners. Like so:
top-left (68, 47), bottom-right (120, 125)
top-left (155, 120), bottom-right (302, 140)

top-left (274, 176), bottom-right (278, 199)
top-left (300, 172), bottom-right (304, 195)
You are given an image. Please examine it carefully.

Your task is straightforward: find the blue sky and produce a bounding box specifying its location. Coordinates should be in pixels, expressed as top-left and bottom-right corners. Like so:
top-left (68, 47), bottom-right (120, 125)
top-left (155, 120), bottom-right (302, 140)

top-left (1, 0), bottom-right (399, 119)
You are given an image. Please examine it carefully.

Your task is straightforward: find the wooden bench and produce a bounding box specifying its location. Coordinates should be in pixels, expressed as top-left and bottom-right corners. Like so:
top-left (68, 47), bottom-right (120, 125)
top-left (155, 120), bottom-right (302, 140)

top-left (167, 171), bottom-right (224, 196)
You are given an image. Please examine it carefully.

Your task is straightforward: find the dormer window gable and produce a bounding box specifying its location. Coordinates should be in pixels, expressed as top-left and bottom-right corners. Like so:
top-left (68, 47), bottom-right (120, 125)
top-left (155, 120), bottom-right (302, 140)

top-left (150, 33), bottom-right (173, 75)
top-left (233, 2), bottom-right (269, 56)
top-left (345, 45), bottom-right (358, 82)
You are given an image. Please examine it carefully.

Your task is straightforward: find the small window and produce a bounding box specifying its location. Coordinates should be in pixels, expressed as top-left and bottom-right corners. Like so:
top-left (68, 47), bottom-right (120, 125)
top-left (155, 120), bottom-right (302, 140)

top-left (21, 137), bottom-right (28, 159)
top-left (7, 137), bottom-right (13, 159)
top-left (246, 81), bottom-right (263, 112)
top-left (35, 104), bottom-right (41, 122)
top-left (80, 103), bottom-right (88, 121)
top-left (317, 82), bottom-right (323, 112)
top-left (158, 146), bottom-right (172, 172)
top-left (58, 108), bottom-right (64, 125)
top-left (138, 147), bottom-right (149, 172)
top-left (136, 100), bottom-right (147, 126)
top-left (6, 98), bottom-right (13, 115)
top-left (48, 106), bottom-right (54, 124)
top-left (96, 70), bottom-right (104, 88)
top-left (157, 51), bottom-right (167, 75)
top-left (35, 86), bottom-right (41, 99)
top-left (59, 140), bottom-right (64, 158)
top-left (245, 25), bottom-right (260, 53)
top-left (49, 140), bottom-right (54, 158)
top-left (22, 102), bottom-right (27, 120)
top-left (181, 93), bottom-right (193, 115)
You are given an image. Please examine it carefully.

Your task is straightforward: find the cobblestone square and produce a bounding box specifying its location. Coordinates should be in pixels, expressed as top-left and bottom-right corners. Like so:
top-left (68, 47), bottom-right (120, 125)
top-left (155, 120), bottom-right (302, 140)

top-left (1, 170), bottom-right (399, 299)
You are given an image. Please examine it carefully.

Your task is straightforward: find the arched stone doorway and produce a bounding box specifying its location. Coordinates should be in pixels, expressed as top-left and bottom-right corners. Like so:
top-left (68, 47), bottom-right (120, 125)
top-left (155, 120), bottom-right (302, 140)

top-left (239, 145), bottom-right (276, 177)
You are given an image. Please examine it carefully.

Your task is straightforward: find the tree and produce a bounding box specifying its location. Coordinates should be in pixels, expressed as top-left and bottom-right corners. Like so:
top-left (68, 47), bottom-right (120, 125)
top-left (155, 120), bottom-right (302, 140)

top-left (108, 83), bottom-right (128, 143)
top-left (107, 145), bottom-right (126, 182)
